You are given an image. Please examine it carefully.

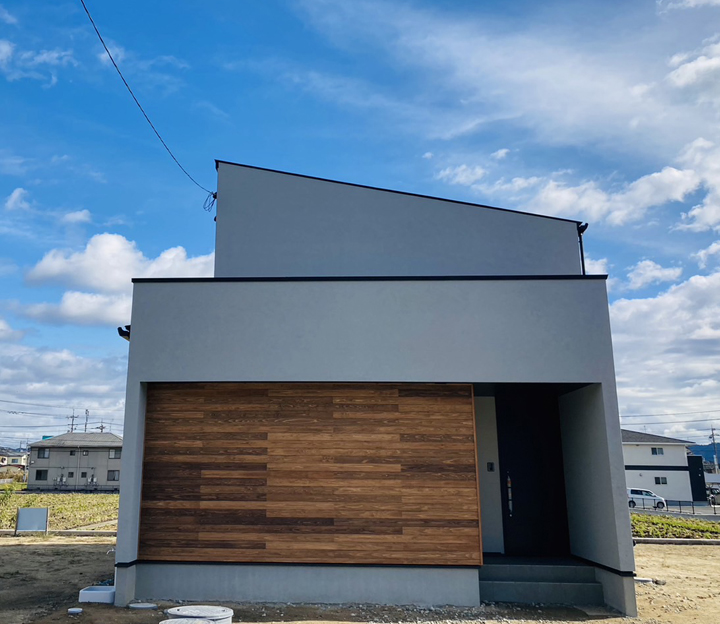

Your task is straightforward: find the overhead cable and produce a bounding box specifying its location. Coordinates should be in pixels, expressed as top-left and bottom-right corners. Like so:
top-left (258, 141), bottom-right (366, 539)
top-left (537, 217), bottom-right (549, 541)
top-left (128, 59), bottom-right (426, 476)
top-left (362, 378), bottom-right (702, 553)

top-left (78, 0), bottom-right (216, 202)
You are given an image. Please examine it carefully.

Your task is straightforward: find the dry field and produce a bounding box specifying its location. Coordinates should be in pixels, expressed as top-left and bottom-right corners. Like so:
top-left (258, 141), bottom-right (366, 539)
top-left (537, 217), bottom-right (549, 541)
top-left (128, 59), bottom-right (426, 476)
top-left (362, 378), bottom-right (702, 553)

top-left (0, 537), bottom-right (718, 624)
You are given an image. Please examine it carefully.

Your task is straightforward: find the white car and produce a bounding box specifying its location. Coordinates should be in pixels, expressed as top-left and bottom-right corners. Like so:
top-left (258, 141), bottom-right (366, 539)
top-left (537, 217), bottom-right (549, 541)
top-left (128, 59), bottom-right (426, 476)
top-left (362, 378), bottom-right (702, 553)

top-left (627, 488), bottom-right (666, 510)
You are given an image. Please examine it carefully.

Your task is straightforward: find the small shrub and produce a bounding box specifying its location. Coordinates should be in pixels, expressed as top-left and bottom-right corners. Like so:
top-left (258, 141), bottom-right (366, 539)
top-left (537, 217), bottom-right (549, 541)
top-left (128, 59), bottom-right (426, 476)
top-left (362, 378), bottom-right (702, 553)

top-left (631, 512), bottom-right (720, 539)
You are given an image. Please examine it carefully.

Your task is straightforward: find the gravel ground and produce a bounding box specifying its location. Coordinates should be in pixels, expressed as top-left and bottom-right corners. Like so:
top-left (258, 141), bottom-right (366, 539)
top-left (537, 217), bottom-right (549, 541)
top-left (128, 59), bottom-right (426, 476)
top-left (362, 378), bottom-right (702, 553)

top-left (2, 537), bottom-right (719, 624)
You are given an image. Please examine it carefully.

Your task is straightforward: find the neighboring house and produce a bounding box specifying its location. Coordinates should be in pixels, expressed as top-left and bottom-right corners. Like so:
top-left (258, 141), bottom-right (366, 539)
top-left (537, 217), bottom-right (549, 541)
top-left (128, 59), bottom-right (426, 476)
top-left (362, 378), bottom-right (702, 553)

top-left (622, 429), bottom-right (706, 503)
top-left (0, 449), bottom-right (28, 470)
top-left (115, 162), bottom-right (636, 615)
top-left (27, 433), bottom-right (123, 491)
top-left (1, 452), bottom-right (28, 470)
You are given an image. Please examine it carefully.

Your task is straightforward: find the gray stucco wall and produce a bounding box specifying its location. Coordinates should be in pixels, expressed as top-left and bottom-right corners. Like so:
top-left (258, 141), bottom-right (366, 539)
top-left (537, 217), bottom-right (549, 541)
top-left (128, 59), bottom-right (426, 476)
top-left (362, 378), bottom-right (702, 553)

top-left (475, 397), bottom-right (504, 553)
top-left (214, 163), bottom-right (582, 278)
top-left (124, 278), bottom-right (614, 384)
top-left (558, 385), bottom-right (634, 572)
top-left (116, 276), bottom-right (632, 612)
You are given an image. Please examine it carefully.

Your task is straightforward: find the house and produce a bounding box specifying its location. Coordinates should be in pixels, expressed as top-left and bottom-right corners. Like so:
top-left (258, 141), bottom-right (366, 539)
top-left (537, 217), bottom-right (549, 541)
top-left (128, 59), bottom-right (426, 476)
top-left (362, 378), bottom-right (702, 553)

top-left (27, 432), bottom-right (123, 491)
top-left (115, 162), bottom-right (636, 615)
top-left (0, 448), bottom-right (28, 471)
top-left (622, 429), bottom-right (706, 503)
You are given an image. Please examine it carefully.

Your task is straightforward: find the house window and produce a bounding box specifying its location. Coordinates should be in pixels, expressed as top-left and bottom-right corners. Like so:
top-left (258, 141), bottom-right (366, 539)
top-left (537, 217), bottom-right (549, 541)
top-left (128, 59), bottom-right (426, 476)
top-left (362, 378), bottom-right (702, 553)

top-left (67, 471), bottom-right (74, 478)
top-left (651, 447), bottom-right (664, 455)
top-left (10, 459), bottom-right (18, 464)
top-left (81, 471), bottom-right (87, 478)
top-left (107, 470), bottom-right (120, 482)
top-left (82, 450), bottom-right (89, 456)
top-left (70, 450), bottom-right (76, 456)
top-left (35, 470), bottom-right (48, 481)
top-left (109, 449), bottom-right (122, 459)
top-left (37, 448), bottom-right (50, 459)
top-left (655, 477), bottom-right (668, 485)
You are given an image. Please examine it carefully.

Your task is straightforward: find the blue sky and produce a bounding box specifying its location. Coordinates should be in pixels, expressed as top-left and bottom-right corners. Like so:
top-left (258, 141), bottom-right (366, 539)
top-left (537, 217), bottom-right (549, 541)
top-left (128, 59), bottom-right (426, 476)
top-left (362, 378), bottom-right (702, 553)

top-left (2, 0), bottom-right (720, 448)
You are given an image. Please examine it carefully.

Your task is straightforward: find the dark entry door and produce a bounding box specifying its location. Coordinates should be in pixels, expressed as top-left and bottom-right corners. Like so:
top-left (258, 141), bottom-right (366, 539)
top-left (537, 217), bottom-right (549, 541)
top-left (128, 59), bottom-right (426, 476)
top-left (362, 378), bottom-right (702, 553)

top-left (495, 384), bottom-right (570, 556)
top-left (688, 455), bottom-right (707, 502)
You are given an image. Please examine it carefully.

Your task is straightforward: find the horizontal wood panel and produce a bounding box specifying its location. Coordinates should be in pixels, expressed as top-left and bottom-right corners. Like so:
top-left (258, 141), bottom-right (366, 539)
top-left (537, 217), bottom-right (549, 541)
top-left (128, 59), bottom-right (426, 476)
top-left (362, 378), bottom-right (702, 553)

top-left (139, 383), bottom-right (481, 566)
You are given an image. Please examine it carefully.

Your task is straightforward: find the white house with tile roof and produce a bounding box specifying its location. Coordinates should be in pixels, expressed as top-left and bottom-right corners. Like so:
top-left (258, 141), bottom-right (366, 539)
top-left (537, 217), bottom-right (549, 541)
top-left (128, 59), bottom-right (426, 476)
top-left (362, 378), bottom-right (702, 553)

top-left (621, 429), bottom-right (697, 503)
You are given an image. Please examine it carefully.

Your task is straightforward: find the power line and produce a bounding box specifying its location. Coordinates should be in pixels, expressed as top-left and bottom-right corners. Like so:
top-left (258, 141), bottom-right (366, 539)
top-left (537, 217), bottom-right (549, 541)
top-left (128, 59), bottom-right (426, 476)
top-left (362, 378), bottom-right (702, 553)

top-left (621, 408), bottom-right (720, 418)
top-left (620, 417), bottom-right (720, 426)
top-left (0, 398), bottom-right (124, 412)
top-left (0, 421), bottom-right (123, 429)
top-left (78, 0), bottom-right (216, 200)
top-left (1, 409), bottom-right (79, 418)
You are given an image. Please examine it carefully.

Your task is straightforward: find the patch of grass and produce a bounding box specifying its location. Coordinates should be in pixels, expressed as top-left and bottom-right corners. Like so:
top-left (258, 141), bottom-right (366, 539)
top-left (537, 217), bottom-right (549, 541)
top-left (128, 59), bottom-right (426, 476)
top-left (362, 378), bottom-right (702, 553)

top-left (631, 512), bottom-right (720, 539)
top-left (0, 490), bottom-right (119, 530)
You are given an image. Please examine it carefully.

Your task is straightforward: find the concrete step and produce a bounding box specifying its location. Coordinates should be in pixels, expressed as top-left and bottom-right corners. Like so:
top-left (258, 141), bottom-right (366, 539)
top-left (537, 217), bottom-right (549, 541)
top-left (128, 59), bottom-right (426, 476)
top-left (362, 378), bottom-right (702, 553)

top-left (478, 563), bottom-right (597, 583)
top-left (478, 580), bottom-right (604, 606)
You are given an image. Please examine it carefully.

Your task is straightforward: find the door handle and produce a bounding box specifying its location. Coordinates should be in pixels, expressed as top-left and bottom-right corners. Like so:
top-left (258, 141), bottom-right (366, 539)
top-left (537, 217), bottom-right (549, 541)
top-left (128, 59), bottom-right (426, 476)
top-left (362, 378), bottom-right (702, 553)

top-left (506, 473), bottom-right (513, 517)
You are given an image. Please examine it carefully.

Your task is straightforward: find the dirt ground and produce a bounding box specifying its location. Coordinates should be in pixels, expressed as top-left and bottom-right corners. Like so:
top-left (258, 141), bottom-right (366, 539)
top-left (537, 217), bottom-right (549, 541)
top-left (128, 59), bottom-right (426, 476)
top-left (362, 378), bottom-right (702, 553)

top-left (0, 537), bottom-right (718, 624)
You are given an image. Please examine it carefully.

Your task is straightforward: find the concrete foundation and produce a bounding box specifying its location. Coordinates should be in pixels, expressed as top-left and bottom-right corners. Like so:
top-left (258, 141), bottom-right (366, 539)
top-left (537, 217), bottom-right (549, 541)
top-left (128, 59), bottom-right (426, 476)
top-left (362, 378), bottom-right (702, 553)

top-left (126, 564), bottom-right (481, 607)
top-left (595, 568), bottom-right (638, 617)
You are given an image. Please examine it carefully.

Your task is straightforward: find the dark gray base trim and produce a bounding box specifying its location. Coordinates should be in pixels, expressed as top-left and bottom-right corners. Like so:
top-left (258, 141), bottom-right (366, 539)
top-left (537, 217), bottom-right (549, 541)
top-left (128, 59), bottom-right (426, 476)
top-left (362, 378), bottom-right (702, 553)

top-left (117, 560), bottom-right (482, 570)
top-left (572, 556), bottom-right (635, 577)
top-left (625, 465), bottom-right (690, 471)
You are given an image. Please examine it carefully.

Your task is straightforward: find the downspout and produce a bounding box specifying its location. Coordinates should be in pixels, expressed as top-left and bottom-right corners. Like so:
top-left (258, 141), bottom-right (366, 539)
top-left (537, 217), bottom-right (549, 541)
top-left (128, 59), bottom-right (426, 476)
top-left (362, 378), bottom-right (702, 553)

top-left (577, 223), bottom-right (589, 276)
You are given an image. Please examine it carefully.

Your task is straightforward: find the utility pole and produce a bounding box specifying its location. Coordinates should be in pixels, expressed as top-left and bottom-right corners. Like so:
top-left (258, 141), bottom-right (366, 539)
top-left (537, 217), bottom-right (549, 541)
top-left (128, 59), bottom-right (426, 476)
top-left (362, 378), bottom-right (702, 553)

top-left (68, 409), bottom-right (77, 433)
top-left (711, 427), bottom-right (719, 474)
top-left (95, 420), bottom-right (106, 433)
top-left (84, 409), bottom-right (89, 433)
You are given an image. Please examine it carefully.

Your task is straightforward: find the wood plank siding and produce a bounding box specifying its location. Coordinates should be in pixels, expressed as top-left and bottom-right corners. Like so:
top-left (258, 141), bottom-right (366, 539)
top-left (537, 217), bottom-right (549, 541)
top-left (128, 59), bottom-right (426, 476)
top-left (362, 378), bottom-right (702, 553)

top-left (139, 383), bottom-right (482, 566)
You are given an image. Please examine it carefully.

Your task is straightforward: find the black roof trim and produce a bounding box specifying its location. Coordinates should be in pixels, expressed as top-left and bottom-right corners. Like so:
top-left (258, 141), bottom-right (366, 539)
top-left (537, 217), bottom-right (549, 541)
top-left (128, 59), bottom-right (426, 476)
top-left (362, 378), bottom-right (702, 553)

top-left (133, 275), bottom-right (607, 284)
top-left (214, 160), bottom-right (583, 225)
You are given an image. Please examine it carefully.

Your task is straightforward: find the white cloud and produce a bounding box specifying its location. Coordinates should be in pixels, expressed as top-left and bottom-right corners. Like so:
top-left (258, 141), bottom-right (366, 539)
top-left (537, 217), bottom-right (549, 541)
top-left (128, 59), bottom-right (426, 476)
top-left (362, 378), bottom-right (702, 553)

top-left (24, 292), bottom-right (132, 326)
top-left (422, 152), bottom-right (433, 160)
top-left (611, 271), bottom-right (720, 424)
top-left (61, 209), bottom-right (92, 224)
top-left (584, 256), bottom-right (609, 275)
top-left (194, 100), bottom-right (230, 121)
top-left (27, 233), bottom-right (214, 294)
top-left (693, 240), bottom-right (720, 268)
top-left (676, 138), bottom-right (720, 231)
top-left (18, 48), bottom-right (75, 68)
top-left (97, 42), bottom-right (127, 66)
top-left (4, 187), bottom-right (30, 211)
top-left (666, 46), bottom-right (720, 89)
top-left (23, 234), bottom-right (214, 326)
top-left (527, 165), bottom-right (700, 225)
top-left (0, 39), bottom-right (12, 68)
top-left (0, 342), bottom-right (127, 444)
top-left (626, 260), bottom-right (683, 290)
top-left (0, 318), bottom-right (23, 342)
top-left (660, 0), bottom-right (720, 9)
top-left (0, 39), bottom-right (76, 84)
top-left (0, 5), bottom-right (17, 25)
top-left (436, 164), bottom-right (486, 186)
top-left (0, 150), bottom-right (32, 175)
top-left (97, 41), bottom-right (188, 94)
top-left (491, 148), bottom-right (510, 160)
top-left (479, 176), bottom-right (542, 195)
top-left (294, 0), bottom-right (714, 155)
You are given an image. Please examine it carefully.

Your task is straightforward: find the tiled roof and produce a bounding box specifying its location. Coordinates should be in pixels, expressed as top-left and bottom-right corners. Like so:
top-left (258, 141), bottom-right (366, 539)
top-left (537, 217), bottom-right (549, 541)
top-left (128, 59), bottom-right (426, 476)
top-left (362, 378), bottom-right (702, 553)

top-left (28, 432), bottom-right (122, 448)
top-left (621, 429), bottom-right (692, 445)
